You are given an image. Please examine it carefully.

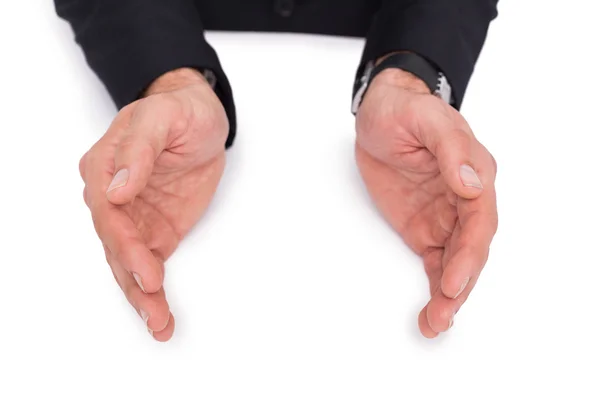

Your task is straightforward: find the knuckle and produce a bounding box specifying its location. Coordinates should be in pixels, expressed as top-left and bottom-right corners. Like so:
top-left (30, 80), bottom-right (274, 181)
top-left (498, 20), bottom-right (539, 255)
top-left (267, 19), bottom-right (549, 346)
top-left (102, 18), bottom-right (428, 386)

top-left (490, 154), bottom-right (498, 176)
top-left (82, 187), bottom-right (89, 207)
top-left (78, 152), bottom-right (88, 180)
top-left (83, 147), bottom-right (102, 172)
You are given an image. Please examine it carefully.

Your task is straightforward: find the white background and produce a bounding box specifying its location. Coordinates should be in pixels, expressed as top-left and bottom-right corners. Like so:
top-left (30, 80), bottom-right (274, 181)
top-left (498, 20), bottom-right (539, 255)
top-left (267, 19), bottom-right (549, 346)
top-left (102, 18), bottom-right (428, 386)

top-left (1, 0), bottom-right (599, 399)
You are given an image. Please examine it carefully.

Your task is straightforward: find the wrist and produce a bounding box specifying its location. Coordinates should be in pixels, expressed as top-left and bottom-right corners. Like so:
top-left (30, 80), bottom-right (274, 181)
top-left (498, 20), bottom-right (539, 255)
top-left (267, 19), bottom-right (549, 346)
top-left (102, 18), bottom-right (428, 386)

top-left (371, 53), bottom-right (431, 95)
top-left (371, 68), bottom-right (430, 95)
top-left (144, 68), bottom-right (210, 97)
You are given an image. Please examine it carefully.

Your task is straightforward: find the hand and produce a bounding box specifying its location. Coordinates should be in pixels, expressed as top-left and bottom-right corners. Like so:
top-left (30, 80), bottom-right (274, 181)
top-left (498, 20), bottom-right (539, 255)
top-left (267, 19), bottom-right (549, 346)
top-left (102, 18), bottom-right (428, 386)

top-left (80, 68), bottom-right (228, 341)
top-left (355, 68), bottom-right (498, 338)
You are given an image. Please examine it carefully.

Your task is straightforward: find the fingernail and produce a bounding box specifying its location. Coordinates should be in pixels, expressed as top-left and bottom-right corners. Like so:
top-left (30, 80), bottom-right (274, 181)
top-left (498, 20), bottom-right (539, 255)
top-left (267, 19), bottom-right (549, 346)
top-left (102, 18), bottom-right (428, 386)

top-left (133, 272), bottom-right (146, 293)
top-left (140, 309), bottom-right (150, 326)
top-left (448, 315), bottom-right (455, 330)
top-left (107, 169), bottom-right (129, 192)
top-left (460, 165), bottom-right (483, 189)
top-left (148, 327), bottom-right (154, 337)
top-left (454, 277), bottom-right (470, 299)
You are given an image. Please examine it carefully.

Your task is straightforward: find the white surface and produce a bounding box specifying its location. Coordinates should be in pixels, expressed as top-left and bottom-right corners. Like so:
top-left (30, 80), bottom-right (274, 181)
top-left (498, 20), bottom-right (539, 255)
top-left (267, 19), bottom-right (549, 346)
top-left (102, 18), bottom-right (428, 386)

top-left (1, 1), bottom-right (599, 399)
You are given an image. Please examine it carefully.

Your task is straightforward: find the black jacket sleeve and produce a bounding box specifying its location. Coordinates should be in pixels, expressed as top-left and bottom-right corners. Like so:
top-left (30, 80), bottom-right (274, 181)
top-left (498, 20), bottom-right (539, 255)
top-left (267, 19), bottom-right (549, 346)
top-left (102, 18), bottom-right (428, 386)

top-left (359, 0), bottom-right (499, 109)
top-left (54, 0), bottom-right (237, 148)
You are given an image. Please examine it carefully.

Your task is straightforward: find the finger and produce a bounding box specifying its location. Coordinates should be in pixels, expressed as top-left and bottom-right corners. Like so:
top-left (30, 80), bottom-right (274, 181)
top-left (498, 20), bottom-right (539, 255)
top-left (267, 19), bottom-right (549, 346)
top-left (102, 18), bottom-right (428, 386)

top-left (92, 203), bottom-right (164, 294)
top-left (86, 153), bottom-right (163, 294)
top-left (401, 194), bottom-right (457, 253)
top-left (415, 102), bottom-right (493, 200)
top-left (426, 291), bottom-right (458, 333)
top-left (81, 107), bottom-right (164, 294)
top-left (106, 96), bottom-right (181, 205)
top-left (426, 288), bottom-right (459, 333)
top-left (446, 189), bottom-right (457, 207)
top-left (151, 312), bottom-right (176, 342)
top-left (105, 247), bottom-right (171, 334)
top-left (440, 240), bottom-right (490, 300)
top-left (440, 176), bottom-right (498, 299)
top-left (432, 129), bottom-right (483, 199)
top-left (422, 248), bottom-right (443, 296)
top-left (426, 274), bottom-right (479, 333)
top-left (418, 306), bottom-right (438, 339)
top-left (431, 194), bottom-right (458, 246)
top-left (133, 289), bottom-right (172, 335)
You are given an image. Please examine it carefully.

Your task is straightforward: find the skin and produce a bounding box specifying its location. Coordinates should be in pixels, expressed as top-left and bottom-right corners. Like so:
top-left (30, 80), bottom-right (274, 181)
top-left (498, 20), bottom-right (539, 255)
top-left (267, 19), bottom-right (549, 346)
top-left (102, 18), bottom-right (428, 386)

top-left (80, 63), bottom-right (498, 341)
top-left (355, 68), bottom-right (498, 338)
top-left (79, 68), bottom-right (228, 341)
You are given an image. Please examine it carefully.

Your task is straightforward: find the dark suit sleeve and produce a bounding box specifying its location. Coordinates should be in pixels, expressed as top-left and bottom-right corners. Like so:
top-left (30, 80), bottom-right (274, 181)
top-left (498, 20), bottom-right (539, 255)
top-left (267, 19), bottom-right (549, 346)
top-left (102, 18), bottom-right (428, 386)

top-left (358, 0), bottom-right (499, 109)
top-left (54, 0), bottom-right (237, 147)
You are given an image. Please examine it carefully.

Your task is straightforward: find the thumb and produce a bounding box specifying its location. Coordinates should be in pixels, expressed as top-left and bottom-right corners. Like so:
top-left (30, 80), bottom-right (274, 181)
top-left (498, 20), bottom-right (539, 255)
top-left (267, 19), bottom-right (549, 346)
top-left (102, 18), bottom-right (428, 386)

top-left (433, 129), bottom-right (485, 200)
top-left (106, 101), bottom-right (173, 205)
top-left (413, 100), bottom-right (487, 200)
top-left (106, 140), bottom-right (159, 205)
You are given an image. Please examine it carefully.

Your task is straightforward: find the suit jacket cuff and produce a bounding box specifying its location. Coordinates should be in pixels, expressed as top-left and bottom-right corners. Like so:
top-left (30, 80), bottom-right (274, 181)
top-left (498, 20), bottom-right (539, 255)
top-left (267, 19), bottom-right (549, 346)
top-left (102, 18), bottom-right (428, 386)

top-left (101, 38), bottom-right (237, 148)
top-left (357, 1), bottom-right (498, 109)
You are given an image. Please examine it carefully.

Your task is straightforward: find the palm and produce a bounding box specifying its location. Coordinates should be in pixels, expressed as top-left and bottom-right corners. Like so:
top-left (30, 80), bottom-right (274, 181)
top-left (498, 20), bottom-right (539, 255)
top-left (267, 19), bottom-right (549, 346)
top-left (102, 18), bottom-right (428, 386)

top-left (356, 143), bottom-right (459, 295)
top-left (126, 156), bottom-right (225, 263)
top-left (81, 80), bottom-right (229, 341)
top-left (355, 80), bottom-right (497, 337)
